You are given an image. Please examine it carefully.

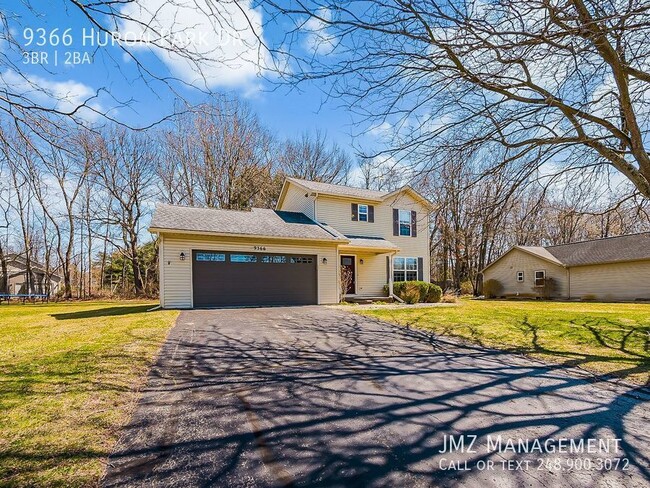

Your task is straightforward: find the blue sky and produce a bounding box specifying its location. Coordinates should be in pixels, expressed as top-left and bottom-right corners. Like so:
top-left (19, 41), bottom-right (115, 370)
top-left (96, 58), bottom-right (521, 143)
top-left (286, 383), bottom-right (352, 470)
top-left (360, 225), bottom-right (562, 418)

top-left (2, 1), bottom-right (380, 161)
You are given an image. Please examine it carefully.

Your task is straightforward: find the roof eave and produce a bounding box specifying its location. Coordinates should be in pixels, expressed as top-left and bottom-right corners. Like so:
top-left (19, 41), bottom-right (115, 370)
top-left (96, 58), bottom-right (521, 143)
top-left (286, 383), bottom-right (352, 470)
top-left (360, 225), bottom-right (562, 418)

top-left (316, 192), bottom-right (384, 203)
top-left (275, 178), bottom-right (297, 210)
top-left (149, 227), bottom-right (348, 244)
top-left (286, 177), bottom-right (385, 203)
top-left (339, 244), bottom-right (400, 252)
top-left (382, 186), bottom-right (435, 210)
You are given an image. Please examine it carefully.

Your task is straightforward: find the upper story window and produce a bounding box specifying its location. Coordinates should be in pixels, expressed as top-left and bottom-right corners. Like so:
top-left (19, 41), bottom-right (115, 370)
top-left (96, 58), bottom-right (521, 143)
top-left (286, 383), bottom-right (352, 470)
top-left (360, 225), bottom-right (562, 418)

top-left (399, 210), bottom-right (412, 236)
top-left (351, 203), bottom-right (374, 222)
top-left (392, 208), bottom-right (418, 237)
top-left (358, 204), bottom-right (368, 222)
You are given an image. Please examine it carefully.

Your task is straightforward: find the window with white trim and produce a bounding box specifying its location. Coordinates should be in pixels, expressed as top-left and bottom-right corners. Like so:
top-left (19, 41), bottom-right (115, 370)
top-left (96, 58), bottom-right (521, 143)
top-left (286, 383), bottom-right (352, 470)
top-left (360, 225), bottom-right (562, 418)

top-left (393, 257), bottom-right (418, 282)
top-left (516, 271), bottom-right (524, 282)
top-left (358, 204), bottom-right (368, 222)
top-left (398, 209), bottom-right (411, 236)
top-left (534, 270), bottom-right (546, 287)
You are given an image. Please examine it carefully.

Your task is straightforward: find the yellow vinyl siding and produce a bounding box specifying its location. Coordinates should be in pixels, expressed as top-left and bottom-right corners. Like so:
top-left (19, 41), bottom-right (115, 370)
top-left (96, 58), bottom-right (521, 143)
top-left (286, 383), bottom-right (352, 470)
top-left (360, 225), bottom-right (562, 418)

top-left (279, 184), bottom-right (316, 219)
top-left (316, 193), bottom-right (430, 282)
top-left (355, 253), bottom-right (389, 296)
top-left (569, 260), bottom-right (650, 301)
top-left (160, 233), bottom-right (339, 308)
top-left (483, 249), bottom-right (568, 297)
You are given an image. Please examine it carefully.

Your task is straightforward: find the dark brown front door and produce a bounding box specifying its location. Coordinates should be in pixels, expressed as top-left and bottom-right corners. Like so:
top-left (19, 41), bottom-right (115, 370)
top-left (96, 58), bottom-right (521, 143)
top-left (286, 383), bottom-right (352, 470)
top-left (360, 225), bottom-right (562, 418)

top-left (340, 255), bottom-right (356, 295)
top-left (192, 250), bottom-right (317, 307)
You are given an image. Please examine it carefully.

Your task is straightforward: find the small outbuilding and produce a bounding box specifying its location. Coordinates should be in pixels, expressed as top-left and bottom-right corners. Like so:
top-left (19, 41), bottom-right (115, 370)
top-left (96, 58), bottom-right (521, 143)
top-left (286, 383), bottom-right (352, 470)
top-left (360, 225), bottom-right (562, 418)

top-left (481, 233), bottom-right (650, 301)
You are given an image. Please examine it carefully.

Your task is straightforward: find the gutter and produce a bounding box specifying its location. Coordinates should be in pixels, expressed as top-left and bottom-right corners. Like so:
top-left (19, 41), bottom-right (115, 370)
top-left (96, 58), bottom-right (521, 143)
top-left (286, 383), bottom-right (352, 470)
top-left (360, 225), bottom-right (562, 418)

top-left (148, 227), bottom-right (348, 245)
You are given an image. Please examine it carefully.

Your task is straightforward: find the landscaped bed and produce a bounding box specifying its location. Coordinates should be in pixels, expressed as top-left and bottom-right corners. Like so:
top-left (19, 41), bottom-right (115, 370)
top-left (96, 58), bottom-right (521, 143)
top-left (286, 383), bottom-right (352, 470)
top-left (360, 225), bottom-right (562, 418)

top-left (356, 299), bottom-right (650, 385)
top-left (0, 301), bottom-right (178, 487)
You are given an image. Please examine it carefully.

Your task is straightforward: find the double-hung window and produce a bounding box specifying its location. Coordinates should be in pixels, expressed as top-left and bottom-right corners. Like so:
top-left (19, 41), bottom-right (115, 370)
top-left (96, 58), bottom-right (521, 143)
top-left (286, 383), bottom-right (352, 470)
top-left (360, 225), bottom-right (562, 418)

top-left (393, 257), bottom-right (418, 282)
top-left (398, 209), bottom-right (412, 236)
top-left (516, 271), bottom-right (524, 282)
top-left (358, 204), bottom-right (368, 222)
top-left (534, 270), bottom-right (546, 287)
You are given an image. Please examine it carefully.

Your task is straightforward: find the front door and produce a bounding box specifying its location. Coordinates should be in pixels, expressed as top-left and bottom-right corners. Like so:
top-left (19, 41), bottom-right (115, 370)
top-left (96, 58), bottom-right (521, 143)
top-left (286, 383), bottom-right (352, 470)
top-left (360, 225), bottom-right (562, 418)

top-left (340, 255), bottom-right (356, 295)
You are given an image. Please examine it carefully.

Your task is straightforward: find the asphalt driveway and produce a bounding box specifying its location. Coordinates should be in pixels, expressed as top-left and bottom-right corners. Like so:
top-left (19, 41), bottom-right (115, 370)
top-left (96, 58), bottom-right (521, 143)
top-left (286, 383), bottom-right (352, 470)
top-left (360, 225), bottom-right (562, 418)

top-left (103, 306), bottom-right (649, 487)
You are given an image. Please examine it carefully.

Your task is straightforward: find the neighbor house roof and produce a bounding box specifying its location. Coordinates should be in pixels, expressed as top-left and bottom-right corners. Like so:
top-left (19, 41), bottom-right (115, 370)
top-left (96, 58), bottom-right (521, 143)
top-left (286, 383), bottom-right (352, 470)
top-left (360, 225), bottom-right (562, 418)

top-left (544, 233), bottom-right (650, 267)
top-left (149, 204), bottom-right (347, 242)
top-left (279, 177), bottom-right (435, 210)
top-left (482, 232), bottom-right (650, 272)
top-left (5, 254), bottom-right (62, 280)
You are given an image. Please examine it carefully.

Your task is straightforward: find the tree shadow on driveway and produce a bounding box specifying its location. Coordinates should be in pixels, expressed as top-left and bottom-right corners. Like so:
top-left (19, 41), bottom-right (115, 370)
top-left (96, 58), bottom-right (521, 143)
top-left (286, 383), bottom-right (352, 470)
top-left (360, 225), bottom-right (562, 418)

top-left (102, 307), bottom-right (650, 488)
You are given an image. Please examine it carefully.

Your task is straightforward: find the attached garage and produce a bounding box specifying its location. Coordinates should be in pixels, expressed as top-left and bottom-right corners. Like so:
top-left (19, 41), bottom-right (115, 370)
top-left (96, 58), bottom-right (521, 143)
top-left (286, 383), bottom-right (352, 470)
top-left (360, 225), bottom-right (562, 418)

top-left (192, 250), bottom-right (317, 307)
top-left (150, 204), bottom-right (345, 308)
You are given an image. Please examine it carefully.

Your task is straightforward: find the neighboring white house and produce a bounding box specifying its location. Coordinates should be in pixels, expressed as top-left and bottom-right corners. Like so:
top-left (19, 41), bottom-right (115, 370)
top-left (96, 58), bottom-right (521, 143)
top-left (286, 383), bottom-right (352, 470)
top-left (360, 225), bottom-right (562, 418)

top-left (149, 177), bottom-right (433, 308)
top-left (481, 233), bottom-right (650, 301)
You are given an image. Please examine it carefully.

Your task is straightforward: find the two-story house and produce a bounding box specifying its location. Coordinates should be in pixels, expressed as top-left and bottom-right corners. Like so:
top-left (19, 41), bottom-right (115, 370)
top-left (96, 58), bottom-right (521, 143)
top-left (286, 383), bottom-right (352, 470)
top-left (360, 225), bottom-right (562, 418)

top-left (150, 177), bottom-right (432, 308)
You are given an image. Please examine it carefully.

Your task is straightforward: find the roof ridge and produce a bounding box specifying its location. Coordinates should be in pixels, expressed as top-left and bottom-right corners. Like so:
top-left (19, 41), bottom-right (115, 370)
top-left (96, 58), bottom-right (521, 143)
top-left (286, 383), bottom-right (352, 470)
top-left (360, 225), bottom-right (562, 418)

top-left (544, 231), bottom-right (650, 249)
top-left (287, 176), bottom-right (389, 194)
top-left (157, 202), bottom-right (269, 214)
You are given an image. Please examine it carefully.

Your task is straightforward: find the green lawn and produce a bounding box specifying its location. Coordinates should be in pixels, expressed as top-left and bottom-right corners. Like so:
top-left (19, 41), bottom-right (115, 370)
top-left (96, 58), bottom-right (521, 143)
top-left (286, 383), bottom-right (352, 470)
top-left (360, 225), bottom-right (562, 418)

top-left (0, 301), bottom-right (178, 487)
top-left (357, 300), bottom-right (650, 385)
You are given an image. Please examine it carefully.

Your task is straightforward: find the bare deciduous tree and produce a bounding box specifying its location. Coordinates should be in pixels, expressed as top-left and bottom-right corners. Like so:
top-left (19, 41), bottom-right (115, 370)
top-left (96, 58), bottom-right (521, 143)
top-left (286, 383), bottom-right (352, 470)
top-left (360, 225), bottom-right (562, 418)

top-left (91, 127), bottom-right (158, 296)
top-left (278, 130), bottom-right (351, 184)
top-left (265, 0), bottom-right (650, 198)
top-left (160, 98), bottom-right (280, 210)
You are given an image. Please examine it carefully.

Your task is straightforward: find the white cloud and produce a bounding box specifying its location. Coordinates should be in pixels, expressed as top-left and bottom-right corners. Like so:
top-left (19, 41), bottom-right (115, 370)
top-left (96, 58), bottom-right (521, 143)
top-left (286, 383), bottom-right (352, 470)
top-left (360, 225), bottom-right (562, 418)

top-left (368, 121), bottom-right (393, 138)
top-left (1, 69), bottom-right (101, 121)
top-left (118, 0), bottom-right (269, 90)
top-left (303, 8), bottom-right (337, 55)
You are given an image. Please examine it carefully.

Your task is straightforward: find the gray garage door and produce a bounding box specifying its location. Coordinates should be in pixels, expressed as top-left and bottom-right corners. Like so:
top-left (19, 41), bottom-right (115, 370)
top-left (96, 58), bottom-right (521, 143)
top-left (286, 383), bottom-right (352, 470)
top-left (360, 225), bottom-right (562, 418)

top-left (192, 250), bottom-right (318, 307)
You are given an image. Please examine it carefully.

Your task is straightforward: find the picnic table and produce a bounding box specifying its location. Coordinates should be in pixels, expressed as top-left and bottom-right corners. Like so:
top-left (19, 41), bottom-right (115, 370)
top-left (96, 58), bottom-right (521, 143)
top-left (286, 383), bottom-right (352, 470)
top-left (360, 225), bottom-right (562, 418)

top-left (0, 293), bottom-right (49, 304)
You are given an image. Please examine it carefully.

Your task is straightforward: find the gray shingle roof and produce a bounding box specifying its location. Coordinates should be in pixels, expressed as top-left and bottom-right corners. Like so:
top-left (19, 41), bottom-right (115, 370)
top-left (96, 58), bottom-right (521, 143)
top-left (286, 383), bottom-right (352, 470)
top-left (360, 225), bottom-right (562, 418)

top-left (286, 177), bottom-right (389, 200)
top-left (545, 233), bottom-right (650, 266)
top-left (150, 204), bottom-right (345, 241)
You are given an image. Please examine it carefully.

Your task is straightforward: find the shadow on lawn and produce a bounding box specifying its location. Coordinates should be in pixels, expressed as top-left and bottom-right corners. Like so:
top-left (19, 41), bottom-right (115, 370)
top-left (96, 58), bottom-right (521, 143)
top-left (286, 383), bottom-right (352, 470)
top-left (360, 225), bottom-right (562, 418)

top-left (390, 311), bottom-right (649, 385)
top-left (102, 308), bottom-right (650, 488)
top-left (517, 316), bottom-right (650, 385)
top-left (51, 305), bottom-right (153, 320)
